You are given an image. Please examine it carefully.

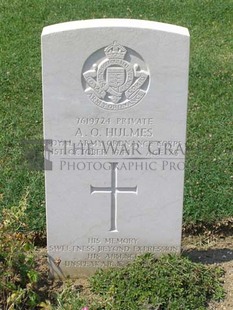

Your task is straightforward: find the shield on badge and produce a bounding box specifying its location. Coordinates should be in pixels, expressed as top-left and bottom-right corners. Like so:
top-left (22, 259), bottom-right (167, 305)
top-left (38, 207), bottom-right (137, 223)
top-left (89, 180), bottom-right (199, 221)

top-left (106, 67), bottom-right (125, 88)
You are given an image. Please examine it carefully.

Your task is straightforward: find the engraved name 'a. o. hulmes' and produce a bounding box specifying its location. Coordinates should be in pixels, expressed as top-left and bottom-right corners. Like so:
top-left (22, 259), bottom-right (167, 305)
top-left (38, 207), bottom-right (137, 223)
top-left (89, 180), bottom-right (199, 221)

top-left (82, 41), bottom-right (150, 111)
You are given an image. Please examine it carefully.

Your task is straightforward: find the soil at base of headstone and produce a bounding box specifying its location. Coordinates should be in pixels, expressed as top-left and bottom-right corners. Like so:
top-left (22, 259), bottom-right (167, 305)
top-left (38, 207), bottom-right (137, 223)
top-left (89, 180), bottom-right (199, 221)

top-left (35, 235), bottom-right (233, 309)
top-left (182, 235), bottom-right (233, 310)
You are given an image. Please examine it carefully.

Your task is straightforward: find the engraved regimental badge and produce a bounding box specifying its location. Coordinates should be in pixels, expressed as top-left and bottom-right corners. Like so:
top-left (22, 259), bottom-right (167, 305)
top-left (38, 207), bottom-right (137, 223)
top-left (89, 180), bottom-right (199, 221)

top-left (82, 41), bottom-right (150, 111)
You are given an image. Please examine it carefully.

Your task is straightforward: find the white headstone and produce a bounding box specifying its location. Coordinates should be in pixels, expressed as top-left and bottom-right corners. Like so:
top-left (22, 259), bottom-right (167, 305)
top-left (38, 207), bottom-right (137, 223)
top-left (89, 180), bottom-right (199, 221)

top-left (42, 19), bottom-right (189, 278)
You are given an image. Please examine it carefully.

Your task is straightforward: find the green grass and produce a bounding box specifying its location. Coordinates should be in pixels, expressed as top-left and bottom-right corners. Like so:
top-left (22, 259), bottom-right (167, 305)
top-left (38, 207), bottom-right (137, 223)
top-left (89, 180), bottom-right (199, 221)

top-left (0, 196), bottom-right (225, 309)
top-left (0, 0), bottom-right (232, 231)
top-left (54, 253), bottom-right (225, 310)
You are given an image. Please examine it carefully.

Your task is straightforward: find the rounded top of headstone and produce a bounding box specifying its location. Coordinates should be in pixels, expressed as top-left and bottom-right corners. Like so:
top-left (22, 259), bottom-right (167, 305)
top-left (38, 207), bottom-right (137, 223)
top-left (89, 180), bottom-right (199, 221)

top-left (42, 19), bottom-right (189, 37)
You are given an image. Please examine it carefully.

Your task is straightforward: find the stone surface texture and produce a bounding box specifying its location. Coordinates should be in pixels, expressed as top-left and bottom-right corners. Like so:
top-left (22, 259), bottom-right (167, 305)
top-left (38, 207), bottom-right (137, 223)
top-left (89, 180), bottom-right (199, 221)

top-left (42, 19), bottom-right (190, 278)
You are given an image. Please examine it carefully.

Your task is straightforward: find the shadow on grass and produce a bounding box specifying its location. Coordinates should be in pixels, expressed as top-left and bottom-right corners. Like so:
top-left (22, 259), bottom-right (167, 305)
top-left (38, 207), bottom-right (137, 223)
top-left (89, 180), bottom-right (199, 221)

top-left (182, 248), bottom-right (233, 264)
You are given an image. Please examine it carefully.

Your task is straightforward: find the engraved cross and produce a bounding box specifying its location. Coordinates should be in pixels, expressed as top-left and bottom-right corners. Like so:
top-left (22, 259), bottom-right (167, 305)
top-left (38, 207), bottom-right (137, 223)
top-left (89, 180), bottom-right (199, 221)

top-left (90, 162), bottom-right (138, 232)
